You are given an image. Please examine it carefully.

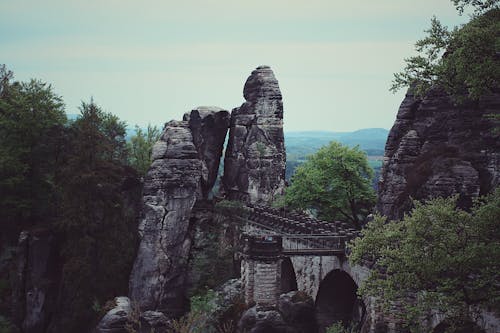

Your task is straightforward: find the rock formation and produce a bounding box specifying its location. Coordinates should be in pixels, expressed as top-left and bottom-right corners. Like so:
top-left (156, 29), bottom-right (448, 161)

top-left (184, 107), bottom-right (231, 198)
top-left (94, 297), bottom-right (132, 333)
top-left (238, 291), bottom-right (317, 333)
top-left (12, 230), bottom-right (60, 333)
top-left (378, 88), bottom-right (500, 220)
top-left (128, 108), bottom-right (229, 316)
top-left (221, 66), bottom-right (286, 205)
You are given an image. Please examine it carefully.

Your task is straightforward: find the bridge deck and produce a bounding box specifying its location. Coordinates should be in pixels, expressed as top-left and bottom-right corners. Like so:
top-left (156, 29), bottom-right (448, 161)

top-left (235, 206), bottom-right (360, 257)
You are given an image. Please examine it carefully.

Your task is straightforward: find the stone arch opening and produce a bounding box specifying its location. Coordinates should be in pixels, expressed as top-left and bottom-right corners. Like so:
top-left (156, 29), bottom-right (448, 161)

top-left (433, 320), bottom-right (484, 333)
top-left (315, 269), bottom-right (365, 332)
top-left (280, 257), bottom-right (298, 293)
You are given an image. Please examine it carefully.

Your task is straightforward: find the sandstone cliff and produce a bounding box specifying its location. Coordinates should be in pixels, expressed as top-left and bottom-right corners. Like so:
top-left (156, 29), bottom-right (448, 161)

top-left (221, 66), bottom-right (286, 205)
top-left (378, 88), bottom-right (500, 220)
top-left (128, 108), bottom-right (229, 316)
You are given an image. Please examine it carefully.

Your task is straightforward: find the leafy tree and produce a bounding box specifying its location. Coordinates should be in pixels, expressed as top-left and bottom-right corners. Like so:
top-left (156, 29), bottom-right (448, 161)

top-left (391, 2), bottom-right (499, 102)
top-left (0, 65), bottom-right (13, 98)
top-left (451, 0), bottom-right (499, 13)
top-left (349, 190), bottom-right (500, 331)
top-left (55, 99), bottom-right (139, 332)
top-left (284, 142), bottom-right (376, 228)
top-left (0, 72), bottom-right (66, 234)
top-left (127, 124), bottom-right (161, 175)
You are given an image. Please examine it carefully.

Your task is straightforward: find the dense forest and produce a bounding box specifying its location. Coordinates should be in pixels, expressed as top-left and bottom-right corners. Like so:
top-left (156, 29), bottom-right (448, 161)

top-left (0, 66), bottom-right (161, 332)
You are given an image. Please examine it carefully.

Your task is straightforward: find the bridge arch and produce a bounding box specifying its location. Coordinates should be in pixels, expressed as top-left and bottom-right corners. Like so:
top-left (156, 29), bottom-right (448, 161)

top-left (280, 257), bottom-right (298, 293)
top-left (315, 269), bottom-right (365, 332)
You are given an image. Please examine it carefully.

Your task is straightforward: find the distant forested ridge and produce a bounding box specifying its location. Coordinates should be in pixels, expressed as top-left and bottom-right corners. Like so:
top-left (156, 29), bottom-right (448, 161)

top-left (285, 128), bottom-right (388, 184)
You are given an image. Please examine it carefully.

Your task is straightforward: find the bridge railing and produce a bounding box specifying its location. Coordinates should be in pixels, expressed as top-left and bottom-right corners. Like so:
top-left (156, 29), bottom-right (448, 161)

top-left (282, 235), bottom-right (349, 255)
top-left (233, 205), bottom-right (361, 255)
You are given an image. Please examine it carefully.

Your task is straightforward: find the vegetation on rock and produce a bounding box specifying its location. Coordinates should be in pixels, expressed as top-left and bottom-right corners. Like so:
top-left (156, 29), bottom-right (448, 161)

top-left (391, 1), bottom-right (499, 102)
top-left (0, 67), bottom-right (141, 332)
top-left (349, 189), bottom-right (500, 331)
top-left (127, 124), bottom-right (161, 175)
top-left (284, 141), bottom-right (376, 228)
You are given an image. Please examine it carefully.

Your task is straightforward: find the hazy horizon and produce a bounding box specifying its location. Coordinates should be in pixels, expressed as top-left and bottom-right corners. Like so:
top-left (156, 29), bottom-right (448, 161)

top-left (2, 0), bottom-right (471, 131)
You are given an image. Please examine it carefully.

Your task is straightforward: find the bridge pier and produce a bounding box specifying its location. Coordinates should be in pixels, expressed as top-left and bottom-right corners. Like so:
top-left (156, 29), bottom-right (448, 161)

top-left (241, 234), bottom-right (282, 309)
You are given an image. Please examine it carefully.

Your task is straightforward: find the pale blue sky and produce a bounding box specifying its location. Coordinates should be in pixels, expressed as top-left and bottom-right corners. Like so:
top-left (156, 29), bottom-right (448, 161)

top-left (1, 0), bottom-right (471, 131)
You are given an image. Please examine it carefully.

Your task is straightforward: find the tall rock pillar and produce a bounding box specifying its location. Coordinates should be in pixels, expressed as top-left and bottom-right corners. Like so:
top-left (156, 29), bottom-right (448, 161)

top-left (128, 108), bottom-right (229, 317)
top-left (221, 65), bottom-right (286, 205)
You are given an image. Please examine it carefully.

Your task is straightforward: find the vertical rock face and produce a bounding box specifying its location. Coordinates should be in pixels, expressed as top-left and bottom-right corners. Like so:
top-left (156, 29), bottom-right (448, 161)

top-left (128, 108), bottom-right (229, 316)
top-left (222, 66), bottom-right (286, 204)
top-left (378, 88), bottom-right (500, 220)
top-left (12, 230), bottom-right (60, 333)
top-left (184, 107), bottom-right (230, 198)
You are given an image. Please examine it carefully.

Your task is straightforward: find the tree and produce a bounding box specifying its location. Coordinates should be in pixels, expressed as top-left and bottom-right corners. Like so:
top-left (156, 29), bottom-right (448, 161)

top-left (0, 65), bottom-right (13, 98)
top-left (391, 2), bottom-right (499, 102)
top-left (284, 141), bottom-right (376, 228)
top-left (0, 73), bottom-right (66, 234)
top-left (55, 99), bottom-right (139, 332)
top-left (349, 190), bottom-right (500, 331)
top-left (451, 0), bottom-right (499, 13)
top-left (127, 124), bottom-right (161, 175)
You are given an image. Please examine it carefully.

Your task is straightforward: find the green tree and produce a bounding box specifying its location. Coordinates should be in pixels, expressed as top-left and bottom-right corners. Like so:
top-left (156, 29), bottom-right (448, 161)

top-left (284, 141), bottom-right (376, 228)
top-left (391, 2), bottom-right (499, 102)
top-left (127, 124), bottom-right (161, 175)
top-left (55, 100), bottom-right (139, 332)
top-left (0, 72), bottom-right (66, 234)
top-left (451, 0), bottom-right (499, 13)
top-left (349, 190), bottom-right (500, 331)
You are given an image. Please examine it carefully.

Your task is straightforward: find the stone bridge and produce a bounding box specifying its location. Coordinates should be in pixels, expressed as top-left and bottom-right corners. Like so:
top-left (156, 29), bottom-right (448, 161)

top-left (236, 205), bottom-right (500, 333)
top-left (237, 205), bottom-right (371, 331)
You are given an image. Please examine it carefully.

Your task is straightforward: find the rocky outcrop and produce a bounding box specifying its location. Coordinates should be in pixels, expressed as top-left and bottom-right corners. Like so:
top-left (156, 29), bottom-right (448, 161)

top-left (238, 291), bottom-right (317, 333)
top-left (94, 297), bottom-right (132, 333)
top-left (95, 297), bottom-right (170, 333)
top-left (221, 66), bottom-right (286, 205)
top-left (128, 108), bottom-right (229, 316)
top-left (11, 230), bottom-right (60, 333)
top-left (184, 107), bottom-right (230, 198)
top-left (378, 88), bottom-right (500, 220)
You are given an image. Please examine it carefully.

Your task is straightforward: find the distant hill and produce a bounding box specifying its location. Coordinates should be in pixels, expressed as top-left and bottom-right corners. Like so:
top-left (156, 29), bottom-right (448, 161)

top-left (285, 128), bottom-right (389, 159)
top-left (284, 128), bottom-right (389, 186)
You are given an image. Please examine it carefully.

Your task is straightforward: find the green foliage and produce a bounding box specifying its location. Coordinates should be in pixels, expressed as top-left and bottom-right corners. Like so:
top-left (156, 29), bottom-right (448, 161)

top-left (214, 200), bottom-right (248, 219)
top-left (284, 141), bottom-right (376, 228)
top-left (451, 0), bottom-right (499, 13)
top-left (391, 5), bottom-right (499, 103)
top-left (0, 68), bottom-right (139, 332)
top-left (190, 289), bottom-right (218, 314)
top-left (127, 124), bottom-right (161, 175)
top-left (189, 205), bottom-right (240, 296)
top-left (55, 99), bottom-right (139, 332)
top-left (168, 290), bottom-right (218, 333)
top-left (326, 322), bottom-right (356, 333)
top-left (0, 73), bottom-right (66, 233)
top-left (0, 315), bottom-right (13, 333)
top-left (255, 142), bottom-right (267, 157)
top-left (349, 189), bottom-right (500, 330)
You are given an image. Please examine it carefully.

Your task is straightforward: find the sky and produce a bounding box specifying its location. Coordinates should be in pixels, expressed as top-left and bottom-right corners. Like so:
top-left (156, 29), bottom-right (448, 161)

top-left (1, 0), bottom-right (472, 131)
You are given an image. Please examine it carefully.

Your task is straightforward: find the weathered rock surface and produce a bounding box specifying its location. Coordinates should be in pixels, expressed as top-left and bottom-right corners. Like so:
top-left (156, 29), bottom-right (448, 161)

top-left (238, 291), bottom-right (317, 333)
top-left (184, 107), bottom-right (230, 198)
top-left (11, 229), bottom-right (60, 333)
top-left (222, 65), bottom-right (286, 204)
top-left (95, 298), bottom-right (170, 333)
top-left (128, 119), bottom-right (202, 316)
top-left (138, 311), bottom-right (170, 333)
top-left (95, 297), bottom-right (132, 333)
top-left (277, 291), bottom-right (318, 333)
top-left (378, 88), bottom-right (500, 220)
top-left (129, 108), bottom-right (229, 317)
